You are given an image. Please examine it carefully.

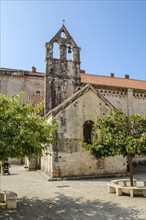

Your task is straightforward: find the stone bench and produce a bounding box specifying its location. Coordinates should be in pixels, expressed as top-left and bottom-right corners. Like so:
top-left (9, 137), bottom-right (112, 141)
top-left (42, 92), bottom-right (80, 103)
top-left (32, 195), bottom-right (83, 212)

top-left (0, 192), bottom-right (5, 203)
top-left (0, 192), bottom-right (6, 209)
top-left (2, 191), bottom-right (18, 209)
top-left (108, 179), bottom-right (146, 197)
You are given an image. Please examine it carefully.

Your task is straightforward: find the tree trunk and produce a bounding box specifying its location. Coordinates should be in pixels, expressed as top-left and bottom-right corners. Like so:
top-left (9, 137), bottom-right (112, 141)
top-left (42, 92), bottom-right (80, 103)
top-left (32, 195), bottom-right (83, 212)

top-left (127, 153), bottom-right (133, 186)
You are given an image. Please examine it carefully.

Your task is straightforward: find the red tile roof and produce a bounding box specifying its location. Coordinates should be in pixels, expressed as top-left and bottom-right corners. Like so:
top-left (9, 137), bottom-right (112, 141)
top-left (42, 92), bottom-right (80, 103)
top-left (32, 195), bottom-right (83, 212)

top-left (26, 72), bottom-right (44, 77)
top-left (81, 73), bottom-right (146, 90)
top-left (1, 67), bottom-right (145, 90)
top-left (27, 94), bottom-right (44, 105)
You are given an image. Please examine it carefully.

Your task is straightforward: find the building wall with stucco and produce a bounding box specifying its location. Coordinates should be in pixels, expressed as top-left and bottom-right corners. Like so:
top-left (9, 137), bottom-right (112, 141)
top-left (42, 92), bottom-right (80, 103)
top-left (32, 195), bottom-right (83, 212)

top-left (41, 86), bottom-right (127, 178)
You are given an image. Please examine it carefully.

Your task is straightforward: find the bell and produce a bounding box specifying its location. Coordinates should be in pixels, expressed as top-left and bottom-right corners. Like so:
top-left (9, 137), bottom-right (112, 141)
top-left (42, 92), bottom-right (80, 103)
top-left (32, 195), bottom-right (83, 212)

top-left (67, 45), bottom-right (72, 53)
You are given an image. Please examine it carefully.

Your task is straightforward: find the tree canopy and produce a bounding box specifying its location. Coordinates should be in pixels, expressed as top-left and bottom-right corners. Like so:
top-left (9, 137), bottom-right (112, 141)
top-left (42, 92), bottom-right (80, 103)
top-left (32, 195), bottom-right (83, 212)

top-left (0, 93), bottom-right (57, 161)
top-left (82, 111), bottom-right (146, 186)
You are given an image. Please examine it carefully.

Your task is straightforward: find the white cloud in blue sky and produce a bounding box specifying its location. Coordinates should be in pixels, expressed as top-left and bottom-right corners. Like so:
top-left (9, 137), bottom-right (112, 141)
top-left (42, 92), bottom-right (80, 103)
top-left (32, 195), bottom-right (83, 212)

top-left (1, 0), bottom-right (145, 80)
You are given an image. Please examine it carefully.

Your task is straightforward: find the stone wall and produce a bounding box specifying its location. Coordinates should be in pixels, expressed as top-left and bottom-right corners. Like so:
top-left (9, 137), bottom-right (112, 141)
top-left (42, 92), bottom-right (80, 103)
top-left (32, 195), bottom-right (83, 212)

top-left (0, 74), bottom-right (44, 104)
top-left (45, 25), bottom-right (81, 113)
top-left (44, 89), bottom-right (126, 178)
top-left (1, 72), bottom-right (145, 117)
top-left (97, 87), bottom-right (146, 116)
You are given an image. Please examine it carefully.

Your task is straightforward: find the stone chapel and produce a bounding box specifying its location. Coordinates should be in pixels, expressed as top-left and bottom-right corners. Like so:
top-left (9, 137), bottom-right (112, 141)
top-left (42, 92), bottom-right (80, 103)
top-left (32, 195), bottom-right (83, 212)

top-left (0, 25), bottom-right (146, 178)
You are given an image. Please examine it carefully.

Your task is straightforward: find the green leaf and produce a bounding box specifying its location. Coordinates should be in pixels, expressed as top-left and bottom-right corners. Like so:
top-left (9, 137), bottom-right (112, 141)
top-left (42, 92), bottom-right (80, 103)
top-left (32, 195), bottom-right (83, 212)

top-left (0, 93), bottom-right (57, 160)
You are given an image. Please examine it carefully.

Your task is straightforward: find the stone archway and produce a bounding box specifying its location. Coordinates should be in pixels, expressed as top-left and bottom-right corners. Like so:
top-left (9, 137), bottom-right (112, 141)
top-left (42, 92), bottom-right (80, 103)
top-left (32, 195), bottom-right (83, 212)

top-left (83, 120), bottom-right (94, 144)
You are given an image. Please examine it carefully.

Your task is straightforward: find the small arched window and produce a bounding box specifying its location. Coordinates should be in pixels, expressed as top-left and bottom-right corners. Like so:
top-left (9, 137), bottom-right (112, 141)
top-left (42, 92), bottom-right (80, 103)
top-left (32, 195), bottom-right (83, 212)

top-left (53, 42), bottom-right (59, 59)
top-left (67, 43), bottom-right (73, 60)
top-left (36, 91), bottom-right (40, 96)
top-left (83, 120), bottom-right (94, 144)
top-left (61, 31), bottom-right (66, 38)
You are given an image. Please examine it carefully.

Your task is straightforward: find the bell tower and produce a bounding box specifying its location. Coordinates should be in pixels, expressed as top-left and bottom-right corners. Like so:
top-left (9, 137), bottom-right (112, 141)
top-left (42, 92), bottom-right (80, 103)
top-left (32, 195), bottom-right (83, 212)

top-left (45, 25), bottom-right (81, 113)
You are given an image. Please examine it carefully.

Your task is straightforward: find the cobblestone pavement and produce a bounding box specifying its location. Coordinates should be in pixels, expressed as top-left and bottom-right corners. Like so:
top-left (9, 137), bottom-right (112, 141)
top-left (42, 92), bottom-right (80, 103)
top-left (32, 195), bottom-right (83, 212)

top-left (0, 165), bottom-right (146, 220)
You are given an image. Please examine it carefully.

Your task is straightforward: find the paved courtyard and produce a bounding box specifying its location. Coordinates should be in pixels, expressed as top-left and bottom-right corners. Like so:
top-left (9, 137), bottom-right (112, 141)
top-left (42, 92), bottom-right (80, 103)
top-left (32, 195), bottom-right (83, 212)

top-left (0, 165), bottom-right (146, 220)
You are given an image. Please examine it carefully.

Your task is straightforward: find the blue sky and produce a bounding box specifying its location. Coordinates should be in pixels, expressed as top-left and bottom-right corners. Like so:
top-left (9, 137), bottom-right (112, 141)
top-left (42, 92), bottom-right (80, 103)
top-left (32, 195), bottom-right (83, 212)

top-left (0, 0), bottom-right (145, 80)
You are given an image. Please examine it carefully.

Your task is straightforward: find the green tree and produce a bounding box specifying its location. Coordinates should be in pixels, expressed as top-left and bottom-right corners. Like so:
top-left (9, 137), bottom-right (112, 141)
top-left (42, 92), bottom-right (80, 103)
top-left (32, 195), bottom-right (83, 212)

top-left (0, 93), bottom-right (57, 162)
top-left (82, 111), bottom-right (146, 186)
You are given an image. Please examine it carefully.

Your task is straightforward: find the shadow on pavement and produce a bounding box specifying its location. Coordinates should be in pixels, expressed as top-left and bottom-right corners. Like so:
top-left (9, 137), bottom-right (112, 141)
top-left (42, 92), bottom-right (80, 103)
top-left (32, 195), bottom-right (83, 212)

top-left (2, 173), bottom-right (19, 176)
top-left (0, 193), bottom-right (143, 220)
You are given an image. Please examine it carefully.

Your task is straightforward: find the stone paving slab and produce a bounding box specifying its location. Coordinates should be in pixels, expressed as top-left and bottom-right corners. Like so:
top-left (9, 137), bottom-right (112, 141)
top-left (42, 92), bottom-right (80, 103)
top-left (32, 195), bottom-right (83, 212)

top-left (0, 165), bottom-right (146, 220)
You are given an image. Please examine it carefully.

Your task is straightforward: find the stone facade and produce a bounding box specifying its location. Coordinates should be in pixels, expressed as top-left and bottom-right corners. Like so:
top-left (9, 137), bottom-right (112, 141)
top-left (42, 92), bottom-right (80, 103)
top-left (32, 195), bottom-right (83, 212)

top-left (45, 25), bottom-right (81, 113)
top-left (42, 85), bottom-right (127, 178)
top-left (94, 87), bottom-right (146, 116)
top-left (0, 67), bottom-right (44, 105)
top-left (0, 25), bottom-right (146, 177)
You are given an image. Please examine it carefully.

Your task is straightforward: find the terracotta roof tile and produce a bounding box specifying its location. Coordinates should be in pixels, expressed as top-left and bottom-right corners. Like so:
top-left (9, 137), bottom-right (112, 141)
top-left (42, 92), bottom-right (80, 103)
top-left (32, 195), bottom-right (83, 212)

top-left (27, 95), bottom-right (44, 105)
top-left (81, 73), bottom-right (146, 90)
top-left (1, 67), bottom-right (145, 90)
top-left (26, 72), bottom-right (44, 77)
